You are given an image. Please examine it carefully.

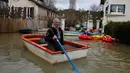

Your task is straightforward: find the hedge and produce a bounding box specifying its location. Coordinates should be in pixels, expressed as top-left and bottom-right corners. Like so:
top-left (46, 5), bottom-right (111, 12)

top-left (104, 21), bottom-right (130, 45)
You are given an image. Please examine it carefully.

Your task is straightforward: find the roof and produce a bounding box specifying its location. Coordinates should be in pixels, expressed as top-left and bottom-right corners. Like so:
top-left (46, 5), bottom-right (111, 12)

top-left (100, 0), bottom-right (106, 5)
top-left (30, 0), bottom-right (58, 13)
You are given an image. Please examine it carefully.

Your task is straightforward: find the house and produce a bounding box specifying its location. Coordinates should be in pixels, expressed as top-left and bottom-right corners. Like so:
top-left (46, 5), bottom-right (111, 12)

top-left (0, 0), bottom-right (8, 18)
top-left (0, 0), bottom-right (8, 7)
top-left (100, 0), bottom-right (129, 32)
top-left (101, 0), bottom-right (129, 24)
top-left (8, 0), bottom-right (58, 29)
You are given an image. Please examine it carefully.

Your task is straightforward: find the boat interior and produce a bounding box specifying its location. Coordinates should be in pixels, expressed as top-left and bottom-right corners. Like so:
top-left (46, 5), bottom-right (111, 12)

top-left (21, 34), bottom-right (89, 54)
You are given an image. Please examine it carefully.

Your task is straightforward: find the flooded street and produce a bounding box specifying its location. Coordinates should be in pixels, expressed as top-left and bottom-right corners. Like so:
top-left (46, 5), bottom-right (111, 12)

top-left (0, 33), bottom-right (130, 73)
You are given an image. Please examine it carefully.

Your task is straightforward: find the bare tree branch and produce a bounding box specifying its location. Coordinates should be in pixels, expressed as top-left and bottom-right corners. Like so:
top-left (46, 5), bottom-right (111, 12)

top-left (43, 0), bottom-right (56, 9)
top-left (89, 4), bottom-right (100, 12)
top-left (69, 0), bottom-right (76, 10)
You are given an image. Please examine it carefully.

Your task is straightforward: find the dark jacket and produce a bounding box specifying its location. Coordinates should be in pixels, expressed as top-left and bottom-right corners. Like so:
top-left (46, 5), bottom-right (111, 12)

top-left (45, 27), bottom-right (64, 51)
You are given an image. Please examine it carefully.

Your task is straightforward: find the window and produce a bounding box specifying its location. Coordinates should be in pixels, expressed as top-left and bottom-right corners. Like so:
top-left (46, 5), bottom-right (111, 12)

top-left (110, 4), bottom-right (125, 14)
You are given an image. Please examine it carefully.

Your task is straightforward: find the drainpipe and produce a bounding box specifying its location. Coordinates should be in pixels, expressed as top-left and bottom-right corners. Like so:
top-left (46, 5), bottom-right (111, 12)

top-left (35, 6), bottom-right (39, 30)
top-left (102, 4), bottom-right (106, 33)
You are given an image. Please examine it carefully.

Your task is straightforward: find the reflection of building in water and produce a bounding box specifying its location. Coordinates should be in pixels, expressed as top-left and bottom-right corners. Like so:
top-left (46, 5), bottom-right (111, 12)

top-left (69, 0), bottom-right (76, 10)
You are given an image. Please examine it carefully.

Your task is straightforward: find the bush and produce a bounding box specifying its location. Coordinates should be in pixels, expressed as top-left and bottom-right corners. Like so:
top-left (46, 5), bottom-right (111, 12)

top-left (104, 21), bottom-right (130, 45)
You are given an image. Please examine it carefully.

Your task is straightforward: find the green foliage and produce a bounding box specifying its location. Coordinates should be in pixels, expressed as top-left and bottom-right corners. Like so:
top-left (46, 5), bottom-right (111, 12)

top-left (104, 21), bottom-right (130, 45)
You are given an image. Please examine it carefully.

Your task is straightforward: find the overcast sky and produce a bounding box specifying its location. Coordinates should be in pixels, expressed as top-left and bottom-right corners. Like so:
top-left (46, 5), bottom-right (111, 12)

top-left (55, 0), bottom-right (100, 10)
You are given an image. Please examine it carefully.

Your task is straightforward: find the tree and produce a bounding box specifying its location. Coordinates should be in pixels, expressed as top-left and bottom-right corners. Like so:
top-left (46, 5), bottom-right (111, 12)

top-left (89, 4), bottom-right (100, 12)
top-left (89, 4), bottom-right (102, 28)
top-left (43, 0), bottom-right (56, 9)
top-left (49, 0), bottom-right (56, 9)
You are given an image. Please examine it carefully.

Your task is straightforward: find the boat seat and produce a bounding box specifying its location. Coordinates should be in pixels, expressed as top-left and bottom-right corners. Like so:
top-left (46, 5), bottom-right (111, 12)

top-left (40, 44), bottom-right (48, 47)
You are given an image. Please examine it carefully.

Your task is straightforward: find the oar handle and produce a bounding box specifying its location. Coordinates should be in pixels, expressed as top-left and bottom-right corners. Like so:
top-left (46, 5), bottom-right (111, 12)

top-left (56, 39), bottom-right (80, 73)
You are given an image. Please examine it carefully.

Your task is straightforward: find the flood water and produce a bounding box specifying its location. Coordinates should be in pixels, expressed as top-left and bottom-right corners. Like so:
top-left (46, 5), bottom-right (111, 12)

top-left (0, 33), bottom-right (130, 73)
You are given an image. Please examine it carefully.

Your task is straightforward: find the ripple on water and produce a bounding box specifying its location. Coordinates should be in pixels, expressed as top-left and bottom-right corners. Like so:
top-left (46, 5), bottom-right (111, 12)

top-left (0, 33), bottom-right (130, 73)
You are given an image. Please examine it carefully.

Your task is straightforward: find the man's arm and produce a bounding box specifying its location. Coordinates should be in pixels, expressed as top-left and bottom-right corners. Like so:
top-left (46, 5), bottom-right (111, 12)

top-left (45, 29), bottom-right (54, 41)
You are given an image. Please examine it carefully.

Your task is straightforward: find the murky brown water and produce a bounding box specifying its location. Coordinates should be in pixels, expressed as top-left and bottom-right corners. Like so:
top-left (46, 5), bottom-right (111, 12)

top-left (0, 33), bottom-right (130, 73)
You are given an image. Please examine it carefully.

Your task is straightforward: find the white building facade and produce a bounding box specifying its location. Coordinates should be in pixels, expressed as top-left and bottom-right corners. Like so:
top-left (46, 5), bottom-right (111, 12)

top-left (101, 0), bottom-right (129, 32)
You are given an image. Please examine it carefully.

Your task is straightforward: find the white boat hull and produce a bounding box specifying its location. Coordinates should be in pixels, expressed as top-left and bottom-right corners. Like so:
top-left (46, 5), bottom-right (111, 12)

top-left (23, 41), bottom-right (88, 64)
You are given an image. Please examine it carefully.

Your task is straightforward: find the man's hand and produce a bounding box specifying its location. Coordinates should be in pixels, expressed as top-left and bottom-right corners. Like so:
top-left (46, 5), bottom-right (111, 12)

top-left (53, 35), bottom-right (57, 40)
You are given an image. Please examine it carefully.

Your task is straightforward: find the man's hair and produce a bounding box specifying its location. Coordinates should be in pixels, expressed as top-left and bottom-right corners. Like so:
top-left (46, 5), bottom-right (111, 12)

top-left (53, 18), bottom-right (60, 23)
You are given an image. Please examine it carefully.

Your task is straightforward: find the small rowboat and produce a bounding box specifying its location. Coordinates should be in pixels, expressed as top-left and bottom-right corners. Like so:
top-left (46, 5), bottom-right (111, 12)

top-left (79, 34), bottom-right (104, 40)
top-left (92, 34), bottom-right (104, 40)
top-left (21, 34), bottom-right (89, 64)
top-left (79, 34), bottom-right (93, 40)
top-left (64, 31), bottom-right (83, 36)
top-left (19, 28), bottom-right (32, 34)
top-left (102, 35), bottom-right (115, 42)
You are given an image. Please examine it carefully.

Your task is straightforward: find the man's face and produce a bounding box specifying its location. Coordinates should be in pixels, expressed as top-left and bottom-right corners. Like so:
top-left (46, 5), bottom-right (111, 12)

top-left (54, 21), bottom-right (61, 27)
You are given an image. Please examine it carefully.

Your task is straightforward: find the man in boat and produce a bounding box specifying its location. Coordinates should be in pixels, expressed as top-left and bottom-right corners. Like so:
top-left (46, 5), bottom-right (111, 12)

top-left (82, 28), bottom-right (88, 34)
top-left (45, 18), bottom-right (64, 52)
top-left (92, 27), bottom-right (99, 32)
